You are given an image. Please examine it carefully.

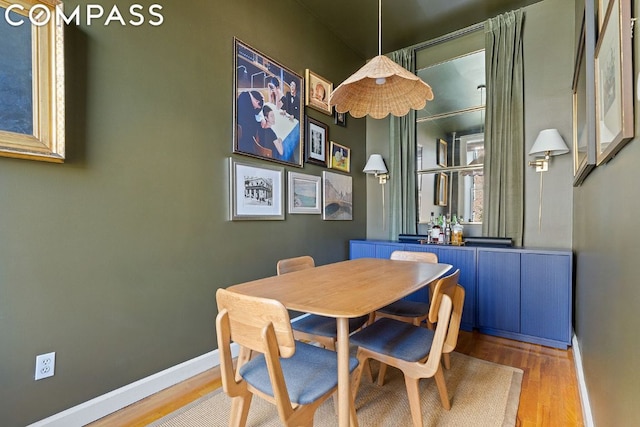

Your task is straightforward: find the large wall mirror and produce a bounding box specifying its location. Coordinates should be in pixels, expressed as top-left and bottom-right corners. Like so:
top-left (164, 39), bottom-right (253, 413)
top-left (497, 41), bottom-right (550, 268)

top-left (0, 0), bottom-right (65, 163)
top-left (416, 47), bottom-right (485, 231)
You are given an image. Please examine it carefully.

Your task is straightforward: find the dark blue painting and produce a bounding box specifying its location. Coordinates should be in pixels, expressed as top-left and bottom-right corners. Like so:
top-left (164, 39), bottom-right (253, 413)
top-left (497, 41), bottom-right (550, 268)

top-left (0, 7), bottom-right (33, 135)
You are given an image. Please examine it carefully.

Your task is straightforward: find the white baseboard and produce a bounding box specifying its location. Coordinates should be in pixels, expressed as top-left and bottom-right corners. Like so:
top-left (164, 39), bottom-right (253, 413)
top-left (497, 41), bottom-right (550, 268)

top-left (572, 334), bottom-right (594, 427)
top-left (28, 344), bottom-right (240, 427)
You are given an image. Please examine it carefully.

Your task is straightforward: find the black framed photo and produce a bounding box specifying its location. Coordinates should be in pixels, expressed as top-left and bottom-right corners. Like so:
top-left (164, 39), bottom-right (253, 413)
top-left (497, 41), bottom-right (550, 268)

top-left (233, 38), bottom-right (303, 167)
top-left (305, 116), bottom-right (328, 166)
top-left (334, 110), bottom-right (347, 127)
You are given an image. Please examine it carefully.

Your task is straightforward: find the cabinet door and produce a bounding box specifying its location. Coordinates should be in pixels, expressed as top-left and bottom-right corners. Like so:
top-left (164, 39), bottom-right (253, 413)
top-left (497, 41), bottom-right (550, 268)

top-left (349, 241), bottom-right (376, 259)
top-left (437, 247), bottom-right (477, 330)
top-left (478, 250), bottom-right (521, 333)
top-left (521, 253), bottom-right (572, 344)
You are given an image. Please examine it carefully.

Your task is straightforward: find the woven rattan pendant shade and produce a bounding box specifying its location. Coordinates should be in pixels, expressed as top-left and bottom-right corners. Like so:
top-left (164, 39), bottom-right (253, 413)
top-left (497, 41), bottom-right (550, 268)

top-left (330, 55), bottom-right (433, 119)
top-left (329, 0), bottom-right (433, 119)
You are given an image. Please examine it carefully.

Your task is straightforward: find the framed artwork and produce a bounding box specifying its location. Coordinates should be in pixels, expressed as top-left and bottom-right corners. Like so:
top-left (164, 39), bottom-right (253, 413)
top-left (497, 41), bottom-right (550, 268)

top-left (329, 141), bottom-right (350, 173)
top-left (288, 172), bottom-right (321, 214)
top-left (437, 139), bottom-right (448, 167)
top-left (334, 110), bottom-right (347, 127)
top-left (594, 0), bottom-right (633, 165)
top-left (598, 0), bottom-right (612, 31)
top-left (435, 172), bottom-right (448, 207)
top-left (572, 13), bottom-right (596, 186)
top-left (305, 116), bottom-right (328, 166)
top-left (233, 38), bottom-right (303, 167)
top-left (0, 0), bottom-right (65, 163)
top-left (305, 69), bottom-right (333, 115)
top-left (230, 158), bottom-right (284, 220)
top-left (322, 171), bottom-right (352, 220)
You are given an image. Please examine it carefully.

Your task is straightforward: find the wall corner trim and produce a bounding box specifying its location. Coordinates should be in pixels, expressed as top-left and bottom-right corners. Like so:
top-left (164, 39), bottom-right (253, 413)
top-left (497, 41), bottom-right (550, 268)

top-left (27, 344), bottom-right (240, 427)
top-left (572, 333), bottom-right (595, 427)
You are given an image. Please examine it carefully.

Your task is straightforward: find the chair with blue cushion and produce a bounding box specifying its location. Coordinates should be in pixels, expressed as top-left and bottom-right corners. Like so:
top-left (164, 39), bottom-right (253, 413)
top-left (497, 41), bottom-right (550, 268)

top-left (372, 250), bottom-right (439, 327)
top-left (349, 270), bottom-right (460, 427)
top-left (277, 256), bottom-right (369, 351)
top-left (216, 288), bottom-right (359, 427)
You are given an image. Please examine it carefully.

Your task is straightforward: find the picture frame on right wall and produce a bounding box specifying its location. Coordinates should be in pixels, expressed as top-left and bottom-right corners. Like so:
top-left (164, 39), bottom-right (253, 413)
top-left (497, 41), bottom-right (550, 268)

top-left (594, 0), bottom-right (634, 165)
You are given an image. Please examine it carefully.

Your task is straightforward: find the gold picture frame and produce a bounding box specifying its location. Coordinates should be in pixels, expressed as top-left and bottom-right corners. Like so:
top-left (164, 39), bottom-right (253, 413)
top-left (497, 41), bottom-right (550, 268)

top-left (328, 141), bottom-right (350, 173)
top-left (305, 69), bottom-right (333, 115)
top-left (437, 138), bottom-right (448, 167)
top-left (435, 172), bottom-right (448, 206)
top-left (0, 0), bottom-right (65, 163)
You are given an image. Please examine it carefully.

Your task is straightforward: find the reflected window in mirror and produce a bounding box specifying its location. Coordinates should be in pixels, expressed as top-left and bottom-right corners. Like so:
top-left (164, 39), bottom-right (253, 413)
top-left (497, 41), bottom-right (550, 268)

top-left (415, 49), bottom-right (485, 227)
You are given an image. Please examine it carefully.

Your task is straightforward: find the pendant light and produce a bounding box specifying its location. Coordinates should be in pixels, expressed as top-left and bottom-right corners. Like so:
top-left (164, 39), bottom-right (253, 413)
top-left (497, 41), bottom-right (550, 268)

top-left (329, 0), bottom-right (434, 119)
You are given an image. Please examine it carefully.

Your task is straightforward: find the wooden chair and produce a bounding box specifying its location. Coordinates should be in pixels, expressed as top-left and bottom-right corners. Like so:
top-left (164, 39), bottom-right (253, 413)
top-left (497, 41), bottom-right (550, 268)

top-left (372, 250), bottom-right (439, 327)
top-left (277, 256), bottom-right (369, 351)
top-left (216, 288), bottom-right (359, 427)
top-left (349, 271), bottom-right (459, 427)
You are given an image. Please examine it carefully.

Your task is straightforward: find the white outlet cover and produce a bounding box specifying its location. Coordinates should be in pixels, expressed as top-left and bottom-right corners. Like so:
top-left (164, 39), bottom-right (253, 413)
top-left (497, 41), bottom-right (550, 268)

top-left (35, 352), bottom-right (56, 380)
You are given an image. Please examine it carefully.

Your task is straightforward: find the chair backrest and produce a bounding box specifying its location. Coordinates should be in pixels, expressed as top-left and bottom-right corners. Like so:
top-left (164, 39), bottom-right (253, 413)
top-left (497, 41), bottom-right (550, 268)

top-left (428, 269), bottom-right (460, 325)
top-left (216, 288), bottom-right (295, 357)
top-left (390, 250), bottom-right (438, 263)
top-left (276, 255), bottom-right (315, 275)
top-left (443, 284), bottom-right (465, 354)
top-left (423, 293), bottom-right (453, 373)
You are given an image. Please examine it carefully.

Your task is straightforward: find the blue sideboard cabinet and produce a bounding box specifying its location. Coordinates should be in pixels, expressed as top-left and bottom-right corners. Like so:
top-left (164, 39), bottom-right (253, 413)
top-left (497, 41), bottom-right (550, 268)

top-left (349, 240), bottom-right (573, 349)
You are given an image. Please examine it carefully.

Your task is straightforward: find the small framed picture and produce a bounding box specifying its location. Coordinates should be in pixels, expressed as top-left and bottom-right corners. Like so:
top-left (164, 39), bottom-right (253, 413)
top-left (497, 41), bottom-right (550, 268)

top-left (329, 141), bottom-right (350, 173)
top-left (288, 172), bottom-right (322, 214)
top-left (334, 110), bottom-right (347, 127)
top-left (305, 116), bottom-right (328, 166)
top-left (230, 158), bottom-right (285, 220)
top-left (437, 139), bottom-right (448, 167)
top-left (305, 69), bottom-right (333, 115)
top-left (435, 172), bottom-right (448, 206)
top-left (322, 171), bottom-right (353, 220)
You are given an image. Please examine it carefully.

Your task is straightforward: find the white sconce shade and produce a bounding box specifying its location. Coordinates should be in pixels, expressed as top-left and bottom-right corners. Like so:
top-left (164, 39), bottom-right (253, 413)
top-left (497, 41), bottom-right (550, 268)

top-left (529, 129), bottom-right (569, 156)
top-left (363, 154), bottom-right (388, 175)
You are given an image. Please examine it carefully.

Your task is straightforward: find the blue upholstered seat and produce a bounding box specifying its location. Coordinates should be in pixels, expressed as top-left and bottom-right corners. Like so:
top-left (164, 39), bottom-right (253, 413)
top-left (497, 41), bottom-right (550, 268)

top-left (239, 341), bottom-right (359, 405)
top-left (350, 317), bottom-right (435, 363)
top-left (291, 314), bottom-right (369, 338)
top-left (376, 300), bottom-right (431, 318)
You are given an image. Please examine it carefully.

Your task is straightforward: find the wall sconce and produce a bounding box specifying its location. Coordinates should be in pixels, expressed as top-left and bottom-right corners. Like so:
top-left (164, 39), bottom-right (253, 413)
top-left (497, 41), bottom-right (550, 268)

top-left (528, 129), bottom-right (569, 231)
top-left (528, 128), bottom-right (569, 172)
top-left (363, 154), bottom-right (389, 184)
top-left (363, 154), bottom-right (390, 229)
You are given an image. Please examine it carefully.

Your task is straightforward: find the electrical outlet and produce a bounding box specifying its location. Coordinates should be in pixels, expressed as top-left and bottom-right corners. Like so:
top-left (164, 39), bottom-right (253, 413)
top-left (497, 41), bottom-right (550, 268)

top-left (35, 352), bottom-right (55, 380)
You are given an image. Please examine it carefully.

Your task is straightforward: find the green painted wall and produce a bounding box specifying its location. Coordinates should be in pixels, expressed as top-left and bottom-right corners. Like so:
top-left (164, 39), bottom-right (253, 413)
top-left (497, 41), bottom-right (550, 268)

top-left (573, 0), bottom-right (640, 423)
top-left (0, 1), bottom-right (366, 425)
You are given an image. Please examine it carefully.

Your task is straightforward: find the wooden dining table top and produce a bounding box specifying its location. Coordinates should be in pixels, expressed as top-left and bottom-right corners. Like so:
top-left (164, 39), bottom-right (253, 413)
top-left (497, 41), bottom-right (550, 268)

top-left (227, 257), bottom-right (453, 318)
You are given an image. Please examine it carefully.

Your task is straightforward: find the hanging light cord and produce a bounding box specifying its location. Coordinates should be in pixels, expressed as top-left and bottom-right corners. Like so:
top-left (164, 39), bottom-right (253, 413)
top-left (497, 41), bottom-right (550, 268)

top-left (378, 0), bottom-right (382, 56)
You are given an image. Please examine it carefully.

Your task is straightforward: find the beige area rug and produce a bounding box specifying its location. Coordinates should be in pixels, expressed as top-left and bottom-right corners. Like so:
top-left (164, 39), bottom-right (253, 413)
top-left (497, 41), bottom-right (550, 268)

top-left (150, 352), bottom-right (522, 427)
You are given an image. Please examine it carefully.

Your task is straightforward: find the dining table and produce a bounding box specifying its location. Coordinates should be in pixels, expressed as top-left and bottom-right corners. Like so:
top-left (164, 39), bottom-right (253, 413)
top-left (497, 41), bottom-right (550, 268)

top-left (226, 257), bottom-right (453, 427)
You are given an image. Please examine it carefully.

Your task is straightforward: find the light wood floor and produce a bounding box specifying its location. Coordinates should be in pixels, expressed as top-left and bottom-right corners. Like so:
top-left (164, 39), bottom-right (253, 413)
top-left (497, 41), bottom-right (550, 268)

top-left (89, 331), bottom-right (584, 426)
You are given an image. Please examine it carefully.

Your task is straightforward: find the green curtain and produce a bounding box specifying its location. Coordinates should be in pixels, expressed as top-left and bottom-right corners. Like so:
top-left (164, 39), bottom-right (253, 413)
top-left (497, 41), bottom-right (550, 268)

top-left (388, 49), bottom-right (418, 238)
top-left (483, 10), bottom-right (525, 246)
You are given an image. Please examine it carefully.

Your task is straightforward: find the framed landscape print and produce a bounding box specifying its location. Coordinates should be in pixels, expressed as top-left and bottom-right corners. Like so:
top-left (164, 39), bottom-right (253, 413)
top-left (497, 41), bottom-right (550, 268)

top-left (230, 158), bottom-right (284, 220)
top-left (329, 141), bottom-right (350, 173)
top-left (0, 0), bottom-right (65, 163)
top-left (305, 69), bottom-right (333, 115)
top-left (288, 172), bottom-right (321, 214)
top-left (305, 116), bottom-right (328, 166)
top-left (322, 171), bottom-right (352, 220)
top-left (233, 38), bottom-right (303, 167)
top-left (594, 0), bottom-right (633, 165)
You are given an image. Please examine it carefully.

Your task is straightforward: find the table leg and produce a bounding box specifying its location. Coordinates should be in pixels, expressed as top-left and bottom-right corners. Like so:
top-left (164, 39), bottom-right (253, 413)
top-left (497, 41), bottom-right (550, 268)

top-left (336, 317), bottom-right (358, 427)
